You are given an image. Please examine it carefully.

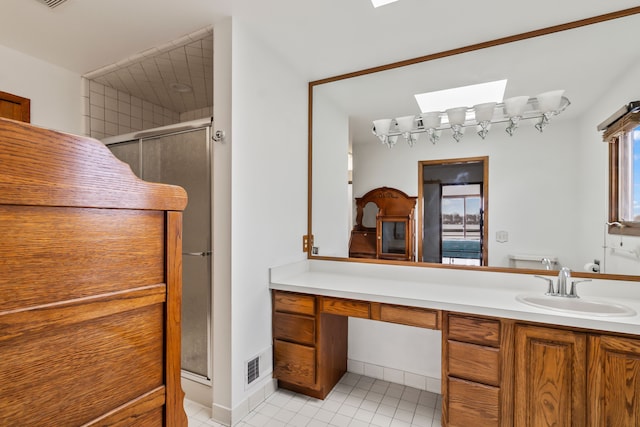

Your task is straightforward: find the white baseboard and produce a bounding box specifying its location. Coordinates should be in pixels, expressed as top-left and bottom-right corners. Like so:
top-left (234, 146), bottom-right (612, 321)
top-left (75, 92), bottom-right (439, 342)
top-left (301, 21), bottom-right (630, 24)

top-left (347, 359), bottom-right (441, 394)
top-left (211, 378), bottom-right (278, 426)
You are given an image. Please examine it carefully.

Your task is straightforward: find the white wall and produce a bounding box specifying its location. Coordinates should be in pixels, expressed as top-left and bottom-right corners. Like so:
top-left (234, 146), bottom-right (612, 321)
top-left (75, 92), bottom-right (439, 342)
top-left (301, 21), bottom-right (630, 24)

top-left (0, 44), bottom-right (81, 133)
top-left (229, 18), bottom-right (307, 418)
top-left (211, 17), bottom-right (234, 424)
top-left (312, 90), bottom-right (351, 256)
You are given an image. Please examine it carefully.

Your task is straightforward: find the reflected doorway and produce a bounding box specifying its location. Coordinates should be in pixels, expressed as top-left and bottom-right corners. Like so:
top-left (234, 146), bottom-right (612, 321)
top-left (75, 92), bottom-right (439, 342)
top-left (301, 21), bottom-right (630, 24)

top-left (418, 157), bottom-right (488, 265)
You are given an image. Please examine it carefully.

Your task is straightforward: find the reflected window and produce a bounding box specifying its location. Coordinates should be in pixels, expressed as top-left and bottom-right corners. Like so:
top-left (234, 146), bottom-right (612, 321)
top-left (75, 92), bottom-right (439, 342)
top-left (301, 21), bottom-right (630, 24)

top-left (603, 108), bottom-right (640, 236)
top-left (619, 126), bottom-right (640, 222)
top-left (441, 184), bottom-right (482, 266)
top-left (420, 158), bottom-right (487, 265)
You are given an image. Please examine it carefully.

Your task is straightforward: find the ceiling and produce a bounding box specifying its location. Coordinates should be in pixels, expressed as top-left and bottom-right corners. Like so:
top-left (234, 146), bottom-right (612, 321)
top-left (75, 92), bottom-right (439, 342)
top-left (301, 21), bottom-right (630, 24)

top-left (2, 0), bottom-right (640, 113)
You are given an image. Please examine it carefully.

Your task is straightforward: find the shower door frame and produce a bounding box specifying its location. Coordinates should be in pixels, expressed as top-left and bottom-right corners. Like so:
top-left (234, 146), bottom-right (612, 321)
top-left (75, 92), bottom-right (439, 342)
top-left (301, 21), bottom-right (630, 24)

top-left (103, 117), bottom-right (213, 385)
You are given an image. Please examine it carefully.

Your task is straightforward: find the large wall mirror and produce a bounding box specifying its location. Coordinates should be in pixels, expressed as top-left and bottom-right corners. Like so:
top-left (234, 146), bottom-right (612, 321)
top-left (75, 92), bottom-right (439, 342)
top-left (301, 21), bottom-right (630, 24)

top-left (309, 7), bottom-right (640, 280)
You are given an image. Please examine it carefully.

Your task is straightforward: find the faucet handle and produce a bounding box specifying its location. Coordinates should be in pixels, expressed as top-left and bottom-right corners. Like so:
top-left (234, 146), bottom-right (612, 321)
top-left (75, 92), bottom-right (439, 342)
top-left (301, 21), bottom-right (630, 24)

top-left (534, 275), bottom-right (556, 295)
top-left (568, 279), bottom-right (591, 298)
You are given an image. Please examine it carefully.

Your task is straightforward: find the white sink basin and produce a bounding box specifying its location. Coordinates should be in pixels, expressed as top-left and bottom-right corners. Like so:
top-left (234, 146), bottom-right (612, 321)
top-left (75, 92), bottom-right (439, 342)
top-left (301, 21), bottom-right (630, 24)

top-left (516, 294), bottom-right (636, 317)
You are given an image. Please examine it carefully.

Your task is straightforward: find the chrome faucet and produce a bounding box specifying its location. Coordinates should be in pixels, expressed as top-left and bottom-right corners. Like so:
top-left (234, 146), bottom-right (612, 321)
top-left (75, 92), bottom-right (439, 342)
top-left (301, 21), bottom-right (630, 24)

top-left (534, 267), bottom-right (591, 298)
top-left (556, 267), bottom-right (571, 296)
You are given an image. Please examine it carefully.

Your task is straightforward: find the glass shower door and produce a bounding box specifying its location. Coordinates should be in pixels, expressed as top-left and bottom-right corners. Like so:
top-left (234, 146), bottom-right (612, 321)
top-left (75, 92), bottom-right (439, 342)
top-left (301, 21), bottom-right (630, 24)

top-left (106, 121), bottom-right (212, 382)
top-left (141, 128), bottom-right (212, 380)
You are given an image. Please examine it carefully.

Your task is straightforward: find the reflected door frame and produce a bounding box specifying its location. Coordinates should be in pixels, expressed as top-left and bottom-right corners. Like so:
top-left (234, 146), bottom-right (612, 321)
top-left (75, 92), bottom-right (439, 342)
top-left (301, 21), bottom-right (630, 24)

top-left (417, 156), bottom-right (488, 265)
top-left (0, 91), bottom-right (30, 122)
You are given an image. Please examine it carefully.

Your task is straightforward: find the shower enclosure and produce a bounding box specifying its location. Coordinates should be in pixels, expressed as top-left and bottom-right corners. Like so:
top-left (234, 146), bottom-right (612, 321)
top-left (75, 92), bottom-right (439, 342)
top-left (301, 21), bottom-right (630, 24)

top-left (103, 118), bottom-right (213, 383)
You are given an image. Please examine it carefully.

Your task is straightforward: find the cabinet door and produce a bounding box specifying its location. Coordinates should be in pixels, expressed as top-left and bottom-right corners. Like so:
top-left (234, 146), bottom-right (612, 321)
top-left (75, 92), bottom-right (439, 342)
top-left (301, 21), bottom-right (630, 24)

top-left (514, 325), bottom-right (586, 427)
top-left (377, 216), bottom-right (413, 260)
top-left (588, 335), bottom-right (640, 427)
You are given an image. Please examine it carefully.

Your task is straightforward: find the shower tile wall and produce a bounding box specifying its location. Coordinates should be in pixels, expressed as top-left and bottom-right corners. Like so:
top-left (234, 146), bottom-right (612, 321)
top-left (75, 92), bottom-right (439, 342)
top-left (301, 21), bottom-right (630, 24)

top-left (82, 79), bottom-right (212, 139)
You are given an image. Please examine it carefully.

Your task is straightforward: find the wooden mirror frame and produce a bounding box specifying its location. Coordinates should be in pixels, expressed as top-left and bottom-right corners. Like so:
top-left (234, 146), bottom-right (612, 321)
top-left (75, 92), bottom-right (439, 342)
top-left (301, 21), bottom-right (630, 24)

top-left (307, 6), bottom-right (640, 282)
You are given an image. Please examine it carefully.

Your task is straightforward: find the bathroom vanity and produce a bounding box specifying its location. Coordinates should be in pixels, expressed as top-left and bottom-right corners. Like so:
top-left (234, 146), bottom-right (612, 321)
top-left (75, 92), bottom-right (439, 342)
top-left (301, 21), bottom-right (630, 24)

top-left (270, 260), bottom-right (640, 427)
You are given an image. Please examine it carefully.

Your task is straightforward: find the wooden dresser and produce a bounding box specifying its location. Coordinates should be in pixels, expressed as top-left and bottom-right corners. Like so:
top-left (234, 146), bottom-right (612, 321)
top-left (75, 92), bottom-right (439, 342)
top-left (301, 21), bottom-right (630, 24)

top-left (0, 118), bottom-right (188, 426)
top-left (349, 187), bottom-right (416, 261)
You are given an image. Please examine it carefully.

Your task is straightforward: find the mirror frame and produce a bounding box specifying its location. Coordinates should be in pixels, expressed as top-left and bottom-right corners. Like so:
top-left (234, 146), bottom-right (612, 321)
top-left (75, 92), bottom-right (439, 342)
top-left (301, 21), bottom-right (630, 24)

top-left (307, 6), bottom-right (640, 282)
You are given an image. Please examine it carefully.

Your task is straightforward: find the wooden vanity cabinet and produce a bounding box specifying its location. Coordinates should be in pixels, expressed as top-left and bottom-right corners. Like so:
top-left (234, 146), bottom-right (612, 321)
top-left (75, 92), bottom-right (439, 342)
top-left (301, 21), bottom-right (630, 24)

top-left (513, 325), bottom-right (640, 427)
top-left (272, 290), bottom-right (440, 399)
top-left (442, 313), bottom-right (514, 427)
top-left (514, 325), bottom-right (586, 427)
top-left (272, 291), bottom-right (349, 399)
top-left (587, 334), bottom-right (640, 426)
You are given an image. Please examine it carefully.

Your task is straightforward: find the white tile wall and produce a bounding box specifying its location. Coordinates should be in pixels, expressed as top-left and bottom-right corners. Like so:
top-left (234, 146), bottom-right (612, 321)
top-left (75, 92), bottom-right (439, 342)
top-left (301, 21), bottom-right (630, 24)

top-left (82, 78), bottom-right (212, 139)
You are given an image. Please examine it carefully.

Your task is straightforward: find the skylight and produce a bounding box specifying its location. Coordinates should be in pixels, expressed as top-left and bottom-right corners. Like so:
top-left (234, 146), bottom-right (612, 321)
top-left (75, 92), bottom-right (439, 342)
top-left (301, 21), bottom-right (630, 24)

top-left (371, 0), bottom-right (400, 8)
top-left (414, 79), bottom-right (508, 113)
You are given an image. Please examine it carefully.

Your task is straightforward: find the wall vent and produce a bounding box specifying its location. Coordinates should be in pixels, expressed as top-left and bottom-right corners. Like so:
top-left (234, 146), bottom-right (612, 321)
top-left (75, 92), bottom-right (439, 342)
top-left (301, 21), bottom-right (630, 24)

top-left (34, 0), bottom-right (69, 9)
top-left (244, 347), bottom-right (272, 389)
top-left (247, 357), bottom-right (260, 385)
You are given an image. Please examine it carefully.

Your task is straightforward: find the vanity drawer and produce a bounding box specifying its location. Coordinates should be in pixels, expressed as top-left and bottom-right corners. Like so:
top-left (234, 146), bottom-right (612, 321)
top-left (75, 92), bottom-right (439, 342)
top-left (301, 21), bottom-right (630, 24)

top-left (448, 340), bottom-right (500, 386)
top-left (448, 377), bottom-right (500, 427)
top-left (380, 304), bottom-right (439, 329)
top-left (274, 339), bottom-right (316, 387)
top-left (273, 291), bottom-right (316, 316)
top-left (321, 297), bottom-right (370, 318)
top-left (273, 312), bottom-right (315, 345)
top-left (447, 314), bottom-right (500, 347)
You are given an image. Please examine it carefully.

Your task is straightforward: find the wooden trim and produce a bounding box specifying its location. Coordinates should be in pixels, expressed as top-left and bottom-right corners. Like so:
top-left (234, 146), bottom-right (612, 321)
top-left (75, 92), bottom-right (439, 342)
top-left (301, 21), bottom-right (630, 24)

top-left (165, 211), bottom-right (188, 426)
top-left (307, 83), bottom-right (314, 258)
top-left (309, 254), bottom-right (640, 281)
top-left (309, 7), bottom-right (640, 87)
top-left (0, 91), bottom-right (30, 123)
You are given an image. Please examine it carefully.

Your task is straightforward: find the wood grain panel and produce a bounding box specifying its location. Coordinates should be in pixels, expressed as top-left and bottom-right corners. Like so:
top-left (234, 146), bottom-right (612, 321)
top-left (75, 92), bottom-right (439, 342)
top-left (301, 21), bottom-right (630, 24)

top-left (0, 118), bottom-right (187, 211)
top-left (165, 211), bottom-right (188, 427)
top-left (514, 325), bottom-right (586, 427)
top-left (321, 297), bottom-right (370, 318)
top-left (0, 285), bottom-right (165, 343)
top-left (0, 205), bottom-right (165, 312)
top-left (0, 304), bottom-right (165, 426)
top-left (274, 339), bottom-right (316, 387)
top-left (274, 291), bottom-right (316, 315)
top-left (83, 386), bottom-right (165, 427)
top-left (380, 304), bottom-right (439, 329)
top-left (0, 92), bottom-right (30, 122)
top-left (274, 312), bottom-right (316, 345)
top-left (448, 340), bottom-right (500, 386)
top-left (588, 334), bottom-right (640, 427)
top-left (448, 314), bottom-right (500, 347)
top-left (317, 313), bottom-right (348, 398)
top-left (448, 377), bottom-right (500, 427)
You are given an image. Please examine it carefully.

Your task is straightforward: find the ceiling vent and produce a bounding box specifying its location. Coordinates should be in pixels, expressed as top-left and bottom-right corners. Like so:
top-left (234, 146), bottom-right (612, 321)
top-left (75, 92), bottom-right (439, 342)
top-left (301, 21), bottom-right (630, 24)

top-left (35, 0), bottom-right (69, 8)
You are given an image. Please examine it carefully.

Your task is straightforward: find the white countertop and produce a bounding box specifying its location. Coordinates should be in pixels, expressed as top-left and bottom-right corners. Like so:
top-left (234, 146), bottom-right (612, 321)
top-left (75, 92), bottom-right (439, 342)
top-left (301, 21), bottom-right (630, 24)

top-left (270, 259), bottom-right (640, 336)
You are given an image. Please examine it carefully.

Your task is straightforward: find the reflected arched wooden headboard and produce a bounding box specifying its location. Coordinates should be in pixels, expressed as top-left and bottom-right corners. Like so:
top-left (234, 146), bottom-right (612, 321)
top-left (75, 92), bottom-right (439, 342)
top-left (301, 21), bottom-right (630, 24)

top-left (350, 187), bottom-right (416, 260)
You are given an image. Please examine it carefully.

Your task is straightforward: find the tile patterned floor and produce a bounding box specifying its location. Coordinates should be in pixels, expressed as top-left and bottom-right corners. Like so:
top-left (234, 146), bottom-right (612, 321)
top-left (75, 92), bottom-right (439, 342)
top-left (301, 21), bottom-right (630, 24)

top-left (186, 373), bottom-right (442, 427)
